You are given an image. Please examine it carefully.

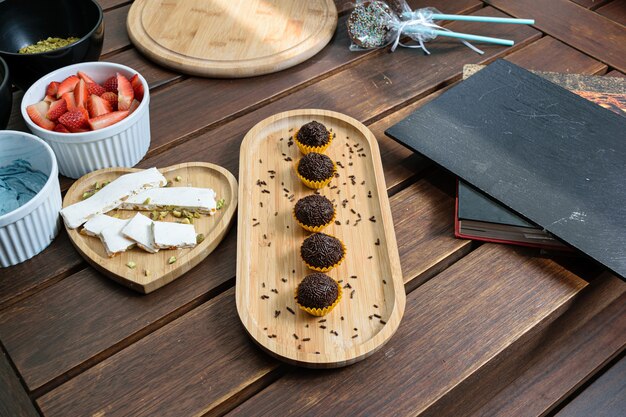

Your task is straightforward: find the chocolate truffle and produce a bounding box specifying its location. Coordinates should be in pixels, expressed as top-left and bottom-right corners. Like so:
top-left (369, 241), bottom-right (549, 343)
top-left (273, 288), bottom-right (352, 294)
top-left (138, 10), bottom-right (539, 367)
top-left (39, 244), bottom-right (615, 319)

top-left (301, 232), bottom-right (345, 271)
top-left (296, 273), bottom-right (339, 309)
top-left (296, 121), bottom-right (331, 148)
top-left (294, 194), bottom-right (335, 230)
top-left (297, 152), bottom-right (335, 184)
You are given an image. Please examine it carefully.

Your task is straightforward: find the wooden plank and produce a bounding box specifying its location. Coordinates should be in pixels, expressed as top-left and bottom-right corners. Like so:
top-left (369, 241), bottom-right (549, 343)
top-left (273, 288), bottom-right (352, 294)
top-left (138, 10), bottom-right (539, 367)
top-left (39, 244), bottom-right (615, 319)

top-left (102, 5), bottom-right (131, 56)
top-left (98, 0), bottom-right (132, 11)
top-left (555, 350), bottom-right (626, 417)
top-left (0, 230), bottom-right (84, 311)
top-left (450, 273), bottom-right (626, 417)
top-left (596, 0), bottom-right (626, 26)
top-left (571, 0), bottom-right (613, 10)
top-left (607, 70), bottom-right (626, 77)
top-left (0, 350), bottom-right (39, 417)
top-left (486, 0), bottom-right (626, 72)
top-left (222, 245), bottom-right (587, 417)
top-left (35, 176), bottom-right (471, 415)
top-left (103, 48), bottom-right (181, 90)
top-left (504, 36), bottom-right (607, 74)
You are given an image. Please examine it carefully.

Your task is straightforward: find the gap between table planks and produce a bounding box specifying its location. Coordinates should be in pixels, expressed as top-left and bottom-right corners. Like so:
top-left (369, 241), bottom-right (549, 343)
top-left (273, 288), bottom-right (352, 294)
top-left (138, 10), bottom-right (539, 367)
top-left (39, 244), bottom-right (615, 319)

top-left (485, 0), bottom-right (626, 72)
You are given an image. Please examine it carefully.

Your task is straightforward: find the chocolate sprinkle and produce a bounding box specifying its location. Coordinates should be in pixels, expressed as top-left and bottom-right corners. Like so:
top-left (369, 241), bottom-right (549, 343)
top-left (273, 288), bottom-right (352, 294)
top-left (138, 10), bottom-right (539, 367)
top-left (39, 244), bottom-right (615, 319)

top-left (297, 153), bottom-right (334, 182)
top-left (294, 194), bottom-right (335, 227)
top-left (296, 273), bottom-right (339, 309)
top-left (296, 121), bottom-right (330, 147)
top-left (300, 233), bottom-right (344, 269)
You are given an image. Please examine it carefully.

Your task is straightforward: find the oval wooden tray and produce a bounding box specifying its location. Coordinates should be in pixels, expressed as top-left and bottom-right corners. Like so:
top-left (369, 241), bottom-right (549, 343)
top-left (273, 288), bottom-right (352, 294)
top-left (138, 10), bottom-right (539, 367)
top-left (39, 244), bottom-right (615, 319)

top-left (236, 110), bottom-right (405, 367)
top-left (127, 0), bottom-right (337, 78)
top-left (63, 163), bottom-right (237, 294)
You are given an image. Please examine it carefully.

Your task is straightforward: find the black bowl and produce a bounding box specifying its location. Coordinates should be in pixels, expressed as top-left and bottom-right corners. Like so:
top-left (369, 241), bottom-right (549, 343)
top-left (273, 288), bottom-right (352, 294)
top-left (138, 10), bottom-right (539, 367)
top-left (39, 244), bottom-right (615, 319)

top-left (0, 56), bottom-right (11, 129)
top-left (0, 0), bottom-right (104, 91)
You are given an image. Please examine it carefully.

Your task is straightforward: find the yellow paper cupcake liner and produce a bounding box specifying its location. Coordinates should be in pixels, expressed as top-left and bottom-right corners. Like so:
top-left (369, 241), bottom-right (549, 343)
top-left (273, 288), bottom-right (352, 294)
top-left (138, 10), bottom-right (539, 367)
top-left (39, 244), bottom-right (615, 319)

top-left (295, 281), bottom-right (343, 317)
top-left (292, 208), bottom-right (336, 232)
top-left (302, 238), bottom-right (347, 273)
top-left (295, 161), bottom-right (336, 189)
top-left (294, 130), bottom-right (333, 155)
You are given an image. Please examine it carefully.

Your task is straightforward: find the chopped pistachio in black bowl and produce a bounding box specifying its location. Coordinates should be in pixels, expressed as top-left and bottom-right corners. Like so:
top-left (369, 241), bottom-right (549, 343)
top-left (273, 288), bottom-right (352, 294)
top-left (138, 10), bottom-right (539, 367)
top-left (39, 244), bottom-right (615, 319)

top-left (0, 0), bottom-right (104, 91)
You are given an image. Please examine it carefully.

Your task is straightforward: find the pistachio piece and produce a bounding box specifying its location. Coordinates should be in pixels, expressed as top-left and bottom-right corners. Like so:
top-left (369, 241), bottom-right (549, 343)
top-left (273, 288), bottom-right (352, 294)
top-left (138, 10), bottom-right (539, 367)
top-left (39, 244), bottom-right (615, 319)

top-left (165, 180), bottom-right (173, 187)
top-left (196, 233), bottom-right (205, 244)
top-left (82, 191), bottom-right (94, 200)
top-left (168, 256), bottom-right (177, 264)
top-left (150, 210), bottom-right (159, 221)
top-left (172, 210), bottom-right (182, 218)
top-left (126, 261), bottom-right (137, 269)
top-left (216, 198), bottom-right (225, 210)
top-left (193, 212), bottom-right (201, 219)
top-left (180, 218), bottom-right (191, 225)
top-left (159, 211), bottom-right (168, 220)
top-left (143, 197), bottom-right (151, 205)
top-left (174, 175), bottom-right (182, 182)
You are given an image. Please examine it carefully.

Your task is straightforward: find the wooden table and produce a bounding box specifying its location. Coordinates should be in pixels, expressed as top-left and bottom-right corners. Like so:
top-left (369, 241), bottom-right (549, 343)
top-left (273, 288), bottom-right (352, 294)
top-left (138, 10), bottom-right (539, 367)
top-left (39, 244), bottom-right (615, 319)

top-left (1, 1), bottom-right (625, 416)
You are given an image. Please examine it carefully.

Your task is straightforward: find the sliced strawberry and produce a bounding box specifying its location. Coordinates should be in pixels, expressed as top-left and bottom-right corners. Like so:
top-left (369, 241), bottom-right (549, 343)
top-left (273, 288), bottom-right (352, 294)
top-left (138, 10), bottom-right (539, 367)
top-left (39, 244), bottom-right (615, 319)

top-left (77, 71), bottom-right (96, 84)
top-left (46, 99), bottom-right (67, 121)
top-left (102, 76), bottom-right (118, 93)
top-left (56, 75), bottom-right (79, 99)
top-left (100, 92), bottom-right (118, 110)
top-left (74, 79), bottom-right (89, 109)
top-left (62, 92), bottom-right (77, 111)
top-left (43, 94), bottom-right (57, 104)
top-left (87, 94), bottom-right (112, 118)
top-left (53, 123), bottom-right (70, 133)
top-left (128, 99), bottom-right (141, 115)
top-left (129, 74), bottom-right (144, 102)
top-left (59, 109), bottom-right (89, 132)
top-left (116, 73), bottom-right (134, 111)
top-left (27, 101), bottom-right (55, 130)
top-left (46, 81), bottom-right (60, 97)
top-left (88, 110), bottom-right (129, 131)
top-left (86, 82), bottom-right (106, 96)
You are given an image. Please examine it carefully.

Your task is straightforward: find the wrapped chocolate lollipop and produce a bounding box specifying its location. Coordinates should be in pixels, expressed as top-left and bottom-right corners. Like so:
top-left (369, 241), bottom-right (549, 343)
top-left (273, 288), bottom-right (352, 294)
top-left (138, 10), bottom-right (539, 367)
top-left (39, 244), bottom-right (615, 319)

top-left (347, 1), bottom-right (534, 54)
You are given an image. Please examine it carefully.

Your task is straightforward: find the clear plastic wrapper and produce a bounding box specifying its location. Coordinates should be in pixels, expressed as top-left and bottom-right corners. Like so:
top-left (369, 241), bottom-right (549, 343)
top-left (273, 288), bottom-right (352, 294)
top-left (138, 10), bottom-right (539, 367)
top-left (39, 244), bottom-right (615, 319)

top-left (347, 1), bottom-right (482, 54)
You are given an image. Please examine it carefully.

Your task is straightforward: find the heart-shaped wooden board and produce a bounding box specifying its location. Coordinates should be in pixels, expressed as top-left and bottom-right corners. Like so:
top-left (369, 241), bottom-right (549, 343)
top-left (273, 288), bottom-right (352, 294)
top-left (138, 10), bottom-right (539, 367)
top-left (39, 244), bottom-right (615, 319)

top-left (63, 163), bottom-right (237, 293)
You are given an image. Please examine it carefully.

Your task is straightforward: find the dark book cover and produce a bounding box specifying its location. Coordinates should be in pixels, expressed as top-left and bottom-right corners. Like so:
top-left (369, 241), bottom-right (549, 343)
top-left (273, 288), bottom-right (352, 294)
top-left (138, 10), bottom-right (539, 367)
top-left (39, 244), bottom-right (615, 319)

top-left (385, 59), bottom-right (626, 280)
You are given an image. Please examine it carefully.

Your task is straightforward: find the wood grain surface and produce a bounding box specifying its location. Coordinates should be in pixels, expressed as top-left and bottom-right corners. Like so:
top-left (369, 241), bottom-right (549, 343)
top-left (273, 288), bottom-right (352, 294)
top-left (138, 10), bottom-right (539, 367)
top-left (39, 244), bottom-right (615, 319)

top-left (486, 0), bottom-right (626, 72)
top-left (596, 0), bottom-right (626, 26)
top-left (63, 163), bottom-right (237, 293)
top-left (554, 350), bottom-right (626, 417)
top-left (1, 0), bottom-right (625, 415)
top-left (237, 110), bottom-right (405, 367)
top-left (0, 350), bottom-right (38, 417)
top-left (127, 0), bottom-right (338, 77)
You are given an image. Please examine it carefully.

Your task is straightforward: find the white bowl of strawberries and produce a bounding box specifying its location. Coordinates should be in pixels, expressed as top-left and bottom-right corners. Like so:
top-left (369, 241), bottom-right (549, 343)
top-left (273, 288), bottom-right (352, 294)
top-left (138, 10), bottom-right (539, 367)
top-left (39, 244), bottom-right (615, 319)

top-left (21, 62), bottom-right (150, 179)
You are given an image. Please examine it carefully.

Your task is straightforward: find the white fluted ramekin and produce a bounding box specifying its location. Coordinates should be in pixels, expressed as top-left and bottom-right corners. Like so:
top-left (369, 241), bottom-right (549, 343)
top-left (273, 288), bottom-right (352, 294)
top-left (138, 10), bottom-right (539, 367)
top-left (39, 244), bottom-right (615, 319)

top-left (21, 62), bottom-right (150, 179)
top-left (0, 131), bottom-right (62, 267)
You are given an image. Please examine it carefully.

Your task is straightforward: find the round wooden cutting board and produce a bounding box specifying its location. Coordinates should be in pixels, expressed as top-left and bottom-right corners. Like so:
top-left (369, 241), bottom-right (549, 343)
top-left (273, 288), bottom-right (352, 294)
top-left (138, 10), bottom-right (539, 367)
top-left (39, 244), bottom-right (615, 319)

top-left (127, 0), bottom-right (338, 78)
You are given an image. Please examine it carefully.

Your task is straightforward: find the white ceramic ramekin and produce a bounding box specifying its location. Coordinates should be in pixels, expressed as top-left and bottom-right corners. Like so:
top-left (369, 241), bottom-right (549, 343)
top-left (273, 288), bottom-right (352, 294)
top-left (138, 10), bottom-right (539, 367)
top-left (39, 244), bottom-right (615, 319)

top-left (0, 131), bottom-right (62, 267)
top-left (21, 62), bottom-right (150, 179)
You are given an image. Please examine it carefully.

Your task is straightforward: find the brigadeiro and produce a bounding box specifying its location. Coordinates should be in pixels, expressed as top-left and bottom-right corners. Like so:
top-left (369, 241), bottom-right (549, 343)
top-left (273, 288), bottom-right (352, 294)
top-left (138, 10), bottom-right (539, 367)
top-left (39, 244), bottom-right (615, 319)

top-left (293, 194), bottom-right (335, 232)
top-left (300, 232), bottom-right (346, 272)
top-left (295, 272), bottom-right (342, 316)
top-left (296, 152), bottom-right (336, 189)
top-left (294, 120), bottom-right (333, 154)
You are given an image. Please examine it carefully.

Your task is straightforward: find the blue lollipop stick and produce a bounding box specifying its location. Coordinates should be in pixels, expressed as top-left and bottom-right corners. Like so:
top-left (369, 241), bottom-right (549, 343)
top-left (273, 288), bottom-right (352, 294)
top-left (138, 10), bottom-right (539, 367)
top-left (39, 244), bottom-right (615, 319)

top-left (401, 12), bottom-right (534, 25)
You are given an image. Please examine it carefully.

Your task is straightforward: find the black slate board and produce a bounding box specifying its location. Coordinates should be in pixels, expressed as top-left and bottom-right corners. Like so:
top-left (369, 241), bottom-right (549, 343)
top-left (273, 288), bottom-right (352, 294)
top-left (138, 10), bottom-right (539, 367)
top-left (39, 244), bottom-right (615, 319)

top-left (385, 59), bottom-right (626, 280)
top-left (458, 181), bottom-right (533, 228)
